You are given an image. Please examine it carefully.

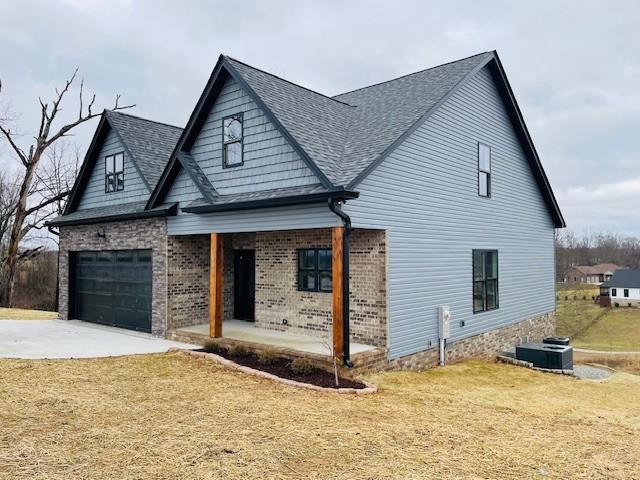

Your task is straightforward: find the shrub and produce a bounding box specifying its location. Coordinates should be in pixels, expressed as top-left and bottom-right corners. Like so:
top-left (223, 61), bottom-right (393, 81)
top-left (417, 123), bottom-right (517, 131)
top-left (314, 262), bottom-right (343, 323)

top-left (257, 350), bottom-right (278, 365)
top-left (614, 302), bottom-right (620, 308)
top-left (202, 340), bottom-right (225, 354)
top-left (290, 358), bottom-right (316, 375)
top-left (228, 345), bottom-right (249, 356)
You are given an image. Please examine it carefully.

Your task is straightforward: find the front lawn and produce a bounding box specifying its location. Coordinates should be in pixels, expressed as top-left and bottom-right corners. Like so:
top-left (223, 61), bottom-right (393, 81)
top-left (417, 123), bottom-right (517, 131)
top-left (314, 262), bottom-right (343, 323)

top-left (0, 353), bottom-right (638, 479)
top-left (0, 307), bottom-right (57, 320)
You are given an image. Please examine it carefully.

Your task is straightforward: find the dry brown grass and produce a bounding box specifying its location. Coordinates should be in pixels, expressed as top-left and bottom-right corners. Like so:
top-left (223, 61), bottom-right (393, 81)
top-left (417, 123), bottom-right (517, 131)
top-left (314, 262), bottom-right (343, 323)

top-left (1, 354), bottom-right (639, 479)
top-left (0, 307), bottom-right (57, 320)
top-left (575, 351), bottom-right (640, 375)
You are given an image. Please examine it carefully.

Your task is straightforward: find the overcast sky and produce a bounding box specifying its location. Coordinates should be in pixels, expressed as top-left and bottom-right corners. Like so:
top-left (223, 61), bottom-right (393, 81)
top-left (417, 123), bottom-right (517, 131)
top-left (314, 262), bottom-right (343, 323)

top-left (1, 0), bottom-right (638, 236)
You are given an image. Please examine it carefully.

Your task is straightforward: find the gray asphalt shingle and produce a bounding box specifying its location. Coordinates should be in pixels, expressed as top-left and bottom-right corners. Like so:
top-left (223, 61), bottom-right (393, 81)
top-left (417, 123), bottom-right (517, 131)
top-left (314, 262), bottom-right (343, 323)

top-left (225, 52), bottom-right (491, 187)
top-left (105, 110), bottom-right (183, 189)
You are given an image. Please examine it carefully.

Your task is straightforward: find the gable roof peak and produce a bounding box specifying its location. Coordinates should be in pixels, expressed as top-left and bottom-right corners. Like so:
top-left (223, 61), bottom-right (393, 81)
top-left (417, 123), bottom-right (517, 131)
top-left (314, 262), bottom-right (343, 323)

top-left (333, 50), bottom-right (495, 98)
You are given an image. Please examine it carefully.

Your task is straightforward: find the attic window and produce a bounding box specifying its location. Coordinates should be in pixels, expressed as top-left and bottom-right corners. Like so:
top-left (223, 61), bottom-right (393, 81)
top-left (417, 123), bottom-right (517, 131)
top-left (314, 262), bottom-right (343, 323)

top-left (478, 143), bottom-right (491, 197)
top-left (105, 152), bottom-right (124, 192)
top-left (222, 113), bottom-right (243, 168)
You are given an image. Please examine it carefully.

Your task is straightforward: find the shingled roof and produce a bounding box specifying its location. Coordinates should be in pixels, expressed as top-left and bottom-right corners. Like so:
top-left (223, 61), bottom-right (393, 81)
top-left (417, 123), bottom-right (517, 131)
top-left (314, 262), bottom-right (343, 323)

top-left (225, 52), bottom-right (491, 187)
top-left (61, 110), bottom-right (183, 217)
top-left (601, 270), bottom-right (640, 288)
top-left (105, 111), bottom-right (183, 189)
top-left (152, 51), bottom-right (564, 227)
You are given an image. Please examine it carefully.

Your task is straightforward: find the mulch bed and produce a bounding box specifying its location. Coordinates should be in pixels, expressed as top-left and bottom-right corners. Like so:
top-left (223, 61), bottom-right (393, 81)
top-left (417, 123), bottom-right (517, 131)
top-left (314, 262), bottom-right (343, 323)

top-left (198, 345), bottom-right (366, 389)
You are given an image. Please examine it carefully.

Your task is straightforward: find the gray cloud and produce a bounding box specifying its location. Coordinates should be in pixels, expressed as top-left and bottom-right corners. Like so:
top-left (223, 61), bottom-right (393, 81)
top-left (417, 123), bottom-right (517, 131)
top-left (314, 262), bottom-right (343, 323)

top-left (0, 0), bottom-right (638, 235)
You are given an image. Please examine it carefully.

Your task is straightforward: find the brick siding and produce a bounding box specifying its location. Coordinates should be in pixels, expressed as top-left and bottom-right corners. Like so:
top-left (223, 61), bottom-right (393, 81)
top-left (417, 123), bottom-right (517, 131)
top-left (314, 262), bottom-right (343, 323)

top-left (58, 218), bottom-right (168, 335)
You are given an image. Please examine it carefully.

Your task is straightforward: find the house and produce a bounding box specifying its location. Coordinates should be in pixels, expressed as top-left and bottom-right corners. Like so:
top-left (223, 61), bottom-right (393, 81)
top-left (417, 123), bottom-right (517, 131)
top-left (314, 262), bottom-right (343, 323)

top-left (563, 263), bottom-right (622, 285)
top-left (599, 270), bottom-right (640, 307)
top-left (48, 50), bottom-right (565, 370)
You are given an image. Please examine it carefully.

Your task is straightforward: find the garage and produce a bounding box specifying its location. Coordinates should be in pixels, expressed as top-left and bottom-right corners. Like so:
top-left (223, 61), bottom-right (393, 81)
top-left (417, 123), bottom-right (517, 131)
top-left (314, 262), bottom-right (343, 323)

top-left (70, 249), bottom-right (152, 333)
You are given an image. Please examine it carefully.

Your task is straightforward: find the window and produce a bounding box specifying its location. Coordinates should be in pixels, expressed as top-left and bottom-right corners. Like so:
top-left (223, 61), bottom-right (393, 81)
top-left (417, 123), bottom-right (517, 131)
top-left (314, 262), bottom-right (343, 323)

top-left (473, 250), bottom-right (499, 313)
top-left (612, 288), bottom-right (617, 297)
top-left (624, 289), bottom-right (629, 298)
top-left (105, 152), bottom-right (124, 192)
top-left (223, 113), bottom-right (243, 167)
top-left (298, 249), bottom-right (332, 292)
top-left (478, 143), bottom-right (491, 197)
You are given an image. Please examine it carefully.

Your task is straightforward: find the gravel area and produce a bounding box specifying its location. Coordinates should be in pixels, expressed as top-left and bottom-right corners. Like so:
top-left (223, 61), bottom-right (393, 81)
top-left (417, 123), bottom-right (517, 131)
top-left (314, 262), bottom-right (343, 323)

top-left (574, 364), bottom-right (613, 380)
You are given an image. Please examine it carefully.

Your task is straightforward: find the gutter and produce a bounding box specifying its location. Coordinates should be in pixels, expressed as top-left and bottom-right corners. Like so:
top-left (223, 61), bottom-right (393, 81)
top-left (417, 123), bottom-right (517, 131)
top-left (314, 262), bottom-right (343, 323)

top-left (183, 190), bottom-right (359, 214)
top-left (328, 198), bottom-right (354, 368)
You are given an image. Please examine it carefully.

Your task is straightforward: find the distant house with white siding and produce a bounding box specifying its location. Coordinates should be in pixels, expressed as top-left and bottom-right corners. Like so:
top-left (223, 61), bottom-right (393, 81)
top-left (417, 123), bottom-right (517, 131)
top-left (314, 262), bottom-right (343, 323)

top-left (599, 270), bottom-right (640, 307)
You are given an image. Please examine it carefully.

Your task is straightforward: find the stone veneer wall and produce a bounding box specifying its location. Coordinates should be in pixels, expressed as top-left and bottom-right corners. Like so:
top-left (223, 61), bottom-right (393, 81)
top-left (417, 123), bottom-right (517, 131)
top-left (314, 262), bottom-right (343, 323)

top-left (58, 218), bottom-right (168, 335)
top-left (388, 312), bottom-right (556, 370)
top-left (166, 234), bottom-right (210, 330)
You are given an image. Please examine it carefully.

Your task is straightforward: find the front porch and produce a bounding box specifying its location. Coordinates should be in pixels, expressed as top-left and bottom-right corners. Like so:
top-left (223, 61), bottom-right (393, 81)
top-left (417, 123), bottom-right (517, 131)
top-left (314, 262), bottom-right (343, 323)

top-left (173, 320), bottom-right (378, 356)
top-left (165, 227), bottom-right (388, 366)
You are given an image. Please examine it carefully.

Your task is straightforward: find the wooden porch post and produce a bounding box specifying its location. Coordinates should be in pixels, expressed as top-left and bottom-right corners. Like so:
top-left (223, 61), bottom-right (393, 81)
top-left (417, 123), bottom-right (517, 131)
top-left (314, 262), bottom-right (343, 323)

top-left (209, 232), bottom-right (224, 338)
top-left (332, 227), bottom-right (344, 360)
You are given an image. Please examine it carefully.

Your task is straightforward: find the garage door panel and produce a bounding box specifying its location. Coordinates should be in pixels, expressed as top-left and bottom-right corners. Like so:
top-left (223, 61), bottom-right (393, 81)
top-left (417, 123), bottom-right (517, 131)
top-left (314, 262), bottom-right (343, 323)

top-left (71, 249), bottom-right (152, 333)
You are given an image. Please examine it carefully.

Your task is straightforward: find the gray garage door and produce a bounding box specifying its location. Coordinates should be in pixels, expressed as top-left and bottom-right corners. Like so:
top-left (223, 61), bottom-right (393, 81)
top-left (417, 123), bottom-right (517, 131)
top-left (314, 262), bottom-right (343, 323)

top-left (71, 249), bottom-right (152, 333)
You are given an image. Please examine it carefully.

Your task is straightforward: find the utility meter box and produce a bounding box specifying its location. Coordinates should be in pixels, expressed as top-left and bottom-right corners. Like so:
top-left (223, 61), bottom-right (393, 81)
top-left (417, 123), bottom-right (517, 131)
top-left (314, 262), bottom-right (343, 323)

top-left (438, 306), bottom-right (451, 339)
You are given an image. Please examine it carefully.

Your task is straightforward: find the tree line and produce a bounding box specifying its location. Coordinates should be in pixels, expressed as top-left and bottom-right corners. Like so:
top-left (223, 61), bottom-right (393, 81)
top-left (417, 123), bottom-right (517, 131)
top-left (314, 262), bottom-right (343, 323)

top-left (555, 230), bottom-right (640, 281)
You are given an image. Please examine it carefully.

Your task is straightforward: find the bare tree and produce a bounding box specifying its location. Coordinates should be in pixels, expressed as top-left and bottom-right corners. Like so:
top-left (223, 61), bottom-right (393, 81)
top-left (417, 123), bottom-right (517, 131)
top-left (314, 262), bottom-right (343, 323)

top-left (0, 71), bottom-right (134, 305)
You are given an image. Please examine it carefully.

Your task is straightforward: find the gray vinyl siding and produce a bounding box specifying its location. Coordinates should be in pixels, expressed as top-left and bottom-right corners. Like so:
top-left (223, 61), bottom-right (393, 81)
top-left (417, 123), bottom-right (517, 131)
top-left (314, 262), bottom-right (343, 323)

top-left (77, 128), bottom-right (149, 210)
top-left (164, 168), bottom-right (200, 204)
top-left (167, 203), bottom-right (340, 235)
top-left (345, 65), bottom-right (556, 359)
top-left (188, 76), bottom-right (319, 195)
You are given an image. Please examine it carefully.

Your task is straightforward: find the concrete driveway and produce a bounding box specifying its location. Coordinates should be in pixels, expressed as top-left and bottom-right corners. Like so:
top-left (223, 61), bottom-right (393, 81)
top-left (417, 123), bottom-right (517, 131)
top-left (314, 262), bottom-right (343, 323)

top-left (0, 319), bottom-right (196, 359)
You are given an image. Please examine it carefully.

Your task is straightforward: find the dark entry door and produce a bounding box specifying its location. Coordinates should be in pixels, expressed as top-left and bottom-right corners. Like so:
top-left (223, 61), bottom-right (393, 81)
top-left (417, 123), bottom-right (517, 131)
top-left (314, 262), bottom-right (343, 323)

top-left (234, 250), bottom-right (255, 321)
top-left (71, 249), bottom-right (152, 332)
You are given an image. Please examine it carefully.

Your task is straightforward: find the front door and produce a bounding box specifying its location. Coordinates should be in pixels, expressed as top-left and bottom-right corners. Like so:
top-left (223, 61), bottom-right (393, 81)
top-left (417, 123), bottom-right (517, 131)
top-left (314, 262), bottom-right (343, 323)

top-left (233, 250), bottom-right (255, 321)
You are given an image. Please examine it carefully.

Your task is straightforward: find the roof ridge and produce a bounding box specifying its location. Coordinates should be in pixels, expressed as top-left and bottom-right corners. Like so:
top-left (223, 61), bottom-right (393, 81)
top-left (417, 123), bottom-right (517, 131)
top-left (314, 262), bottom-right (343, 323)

top-left (106, 109), bottom-right (183, 131)
top-left (224, 55), bottom-right (356, 108)
top-left (332, 51), bottom-right (493, 98)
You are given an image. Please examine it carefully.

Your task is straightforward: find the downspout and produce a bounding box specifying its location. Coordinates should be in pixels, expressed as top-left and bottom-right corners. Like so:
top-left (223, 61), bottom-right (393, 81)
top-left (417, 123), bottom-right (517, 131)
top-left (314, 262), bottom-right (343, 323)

top-left (328, 198), bottom-right (353, 368)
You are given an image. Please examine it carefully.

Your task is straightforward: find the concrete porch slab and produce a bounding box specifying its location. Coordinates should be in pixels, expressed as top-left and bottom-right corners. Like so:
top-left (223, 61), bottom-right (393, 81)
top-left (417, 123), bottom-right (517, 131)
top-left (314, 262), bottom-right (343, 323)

top-left (177, 319), bottom-right (377, 356)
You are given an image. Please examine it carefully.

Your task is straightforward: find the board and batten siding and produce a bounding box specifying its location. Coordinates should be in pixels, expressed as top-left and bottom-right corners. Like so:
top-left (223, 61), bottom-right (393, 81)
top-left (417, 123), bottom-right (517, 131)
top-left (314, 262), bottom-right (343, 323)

top-left (344, 65), bottom-right (556, 359)
top-left (77, 127), bottom-right (149, 210)
top-left (187, 76), bottom-right (319, 195)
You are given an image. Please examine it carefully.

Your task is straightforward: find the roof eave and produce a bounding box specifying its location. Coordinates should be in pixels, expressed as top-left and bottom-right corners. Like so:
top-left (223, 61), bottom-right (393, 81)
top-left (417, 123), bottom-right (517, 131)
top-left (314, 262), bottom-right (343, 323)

top-left (47, 203), bottom-right (177, 227)
top-left (182, 190), bottom-right (359, 214)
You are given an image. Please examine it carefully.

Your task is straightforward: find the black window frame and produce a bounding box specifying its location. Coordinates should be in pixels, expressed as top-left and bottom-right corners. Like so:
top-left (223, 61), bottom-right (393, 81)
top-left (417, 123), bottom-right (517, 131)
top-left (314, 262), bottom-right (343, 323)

top-left (222, 112), bottom-right (244, 168)
top-left (612, 288), bottom-right (617, 297)
top-left (297, 248), bottom-right (332, 293)
top-left (104, 152), bottom-right (125, 193)
top-left (472, 249), bottom-right (499, 313)
top-left (624, 288), bottom-right (629, 298)
top-left (478, 142), bottom-right (491, 198)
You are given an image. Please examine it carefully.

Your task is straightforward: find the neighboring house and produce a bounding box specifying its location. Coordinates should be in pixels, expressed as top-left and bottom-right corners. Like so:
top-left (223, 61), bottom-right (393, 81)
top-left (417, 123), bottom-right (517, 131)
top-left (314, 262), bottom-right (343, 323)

top-left (564, 263), bottom-right (623, 285)
top-left (48, 50), bottom-right (564, 369)
top-left (599, 270), bottom-right (640, 307)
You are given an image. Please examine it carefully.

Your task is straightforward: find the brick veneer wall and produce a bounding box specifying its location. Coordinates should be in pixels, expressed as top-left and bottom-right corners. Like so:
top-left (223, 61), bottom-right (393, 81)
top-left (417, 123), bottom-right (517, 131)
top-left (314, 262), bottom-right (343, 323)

top-left (250, 228), bottom-right (387, 347)
top-left (388, 312), bottom-right (556, 370)
top-left (167, 234), bottom-right (210, 330)
top-left (58, 218), bottom-right (168, 335)
top-left (163, 228), bottom-right (388, 347)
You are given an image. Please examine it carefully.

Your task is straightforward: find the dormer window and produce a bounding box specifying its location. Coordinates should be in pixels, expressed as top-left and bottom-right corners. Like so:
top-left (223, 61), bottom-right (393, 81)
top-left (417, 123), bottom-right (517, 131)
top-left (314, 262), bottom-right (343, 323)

top-left (105, 152), bottom-right (124, 192)
top-left (223, 113), bottom-right (243, 168)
